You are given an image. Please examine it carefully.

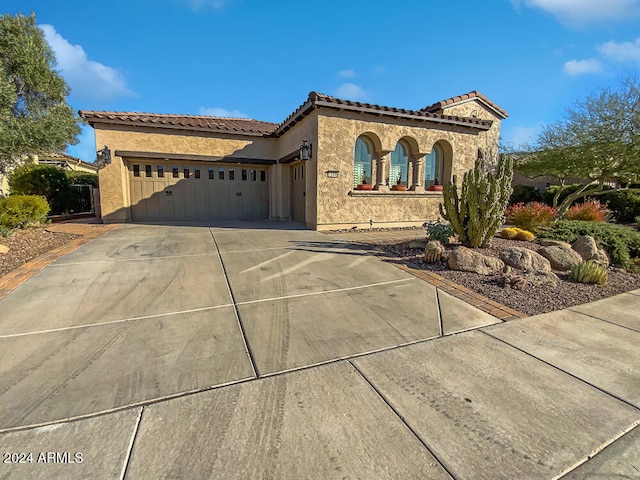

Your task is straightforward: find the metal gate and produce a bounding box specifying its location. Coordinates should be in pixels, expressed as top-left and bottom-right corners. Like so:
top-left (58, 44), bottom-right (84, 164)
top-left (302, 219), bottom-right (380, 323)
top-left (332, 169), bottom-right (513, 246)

top-left (69, 184), bottom-right (94, 214)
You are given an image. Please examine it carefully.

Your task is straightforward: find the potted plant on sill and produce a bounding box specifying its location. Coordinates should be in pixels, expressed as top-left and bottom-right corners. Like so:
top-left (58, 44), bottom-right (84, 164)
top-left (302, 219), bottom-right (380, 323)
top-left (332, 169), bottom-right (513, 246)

top-left (428, 178), bottom-right (443, 192)
top-left (355, 175), bottom-right (373, 190)
top-left (391, 174), bottom-right (407, 191)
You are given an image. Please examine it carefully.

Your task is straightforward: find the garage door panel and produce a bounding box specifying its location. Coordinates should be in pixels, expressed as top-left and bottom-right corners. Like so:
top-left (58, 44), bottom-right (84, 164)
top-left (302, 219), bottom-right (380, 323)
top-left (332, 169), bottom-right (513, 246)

top-left (128, 161), bottom-right (269, 222)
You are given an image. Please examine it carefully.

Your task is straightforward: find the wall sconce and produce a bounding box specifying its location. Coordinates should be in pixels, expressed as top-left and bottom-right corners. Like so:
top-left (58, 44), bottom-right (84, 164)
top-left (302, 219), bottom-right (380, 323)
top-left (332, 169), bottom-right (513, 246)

top-left (300, 140), bottom-right (312, 161)
top-left (96, 145), bottom-right (111, 166)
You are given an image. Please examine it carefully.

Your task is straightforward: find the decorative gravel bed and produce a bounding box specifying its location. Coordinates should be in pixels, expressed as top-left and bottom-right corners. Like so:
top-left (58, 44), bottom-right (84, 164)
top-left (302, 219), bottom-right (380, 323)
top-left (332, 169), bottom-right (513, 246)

top-left (0, 227), bottom-right (80, 278)
top-left (376, 236), bottom-right (640, 317)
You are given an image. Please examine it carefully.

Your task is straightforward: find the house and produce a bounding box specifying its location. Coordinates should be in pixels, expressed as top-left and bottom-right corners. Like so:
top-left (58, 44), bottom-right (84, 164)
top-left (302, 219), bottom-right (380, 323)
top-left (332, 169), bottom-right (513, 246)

top-left (79, 90), bottom-right (507, 230)
top-left (0, 152), bottom-right (97, 197)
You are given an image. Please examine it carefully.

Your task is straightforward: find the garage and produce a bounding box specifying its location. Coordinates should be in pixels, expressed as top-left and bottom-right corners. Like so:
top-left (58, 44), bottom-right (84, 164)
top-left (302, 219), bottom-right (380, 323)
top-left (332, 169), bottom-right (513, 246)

top-left (127, 159), bottom-right (269, 222)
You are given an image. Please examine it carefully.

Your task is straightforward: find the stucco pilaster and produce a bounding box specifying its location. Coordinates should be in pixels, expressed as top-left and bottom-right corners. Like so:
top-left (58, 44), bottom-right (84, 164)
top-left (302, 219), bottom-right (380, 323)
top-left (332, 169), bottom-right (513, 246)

top-left (410, 153), bottom-right (427, 192)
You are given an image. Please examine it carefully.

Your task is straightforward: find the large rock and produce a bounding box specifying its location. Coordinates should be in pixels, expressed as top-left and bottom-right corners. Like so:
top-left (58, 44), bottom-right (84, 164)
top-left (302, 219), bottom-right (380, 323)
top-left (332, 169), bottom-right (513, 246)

top-left (539, 245), bottom-right (583, 271)
top-left (448, 246), bottom-right (504, 275)
top-left (537, 239), bottom-right (572, 249)
top-left (0, 244), bottom-right (8, 255)
top-left (521, 270), bottom-right (559, 287)
top-left (498, 247), bottom-right (551, 273)
top-left (572, 236), bottom-right (610, 267)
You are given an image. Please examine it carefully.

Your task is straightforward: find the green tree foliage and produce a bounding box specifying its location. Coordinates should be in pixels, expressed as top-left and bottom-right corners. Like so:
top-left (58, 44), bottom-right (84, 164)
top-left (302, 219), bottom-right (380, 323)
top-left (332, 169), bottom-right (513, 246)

top-left (9, 163), bottom-right (70, 214)
top-left (513, 77), bottom-right (640, 216)
top-left (439, 156), bottom-right (514, 248)
top-left (0, 13), bottom-right (81, 174)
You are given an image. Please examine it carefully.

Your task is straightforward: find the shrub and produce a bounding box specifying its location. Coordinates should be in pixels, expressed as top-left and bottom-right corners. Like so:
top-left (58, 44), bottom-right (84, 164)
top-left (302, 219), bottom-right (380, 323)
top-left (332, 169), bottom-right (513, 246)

top-left (536, 220), bottom-right (640, 269)
top-left (602, 189), bottom-right (640, 223)
top-left (504, 202), bottom-right (557, 231)
top-left (0, 225), bottom-right (12, 237)
top-left (636, 215), bottom-right (640, 230)
top-left (67, 171), bottom-right (98, 187)
top-left (509, 185), bottom-right (542, 205)
top-left (0, 195), bottom-right (50, 229)
top-left (426, 220), bottom-right (455, 245)
top-left (564, 200), bottom-right (607, 222)
top-left (9, 164), bottom-right (70, 215)
top-left (570, 260), bottom-right (608, 285)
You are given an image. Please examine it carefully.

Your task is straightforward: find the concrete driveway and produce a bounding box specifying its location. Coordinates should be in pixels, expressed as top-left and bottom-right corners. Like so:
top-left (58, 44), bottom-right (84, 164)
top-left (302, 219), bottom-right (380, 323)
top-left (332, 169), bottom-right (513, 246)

top-left (0, 221), bottom-right (498, 430)
top-left (1, 222), bottom-right (639, 479)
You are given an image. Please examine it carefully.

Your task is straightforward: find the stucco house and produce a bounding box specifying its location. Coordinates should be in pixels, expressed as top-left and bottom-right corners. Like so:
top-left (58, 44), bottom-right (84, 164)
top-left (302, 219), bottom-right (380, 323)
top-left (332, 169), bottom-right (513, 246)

top-left (79, 90), bottom-right (507, 230)
top-left (0, 152), bottom-right (97, 197)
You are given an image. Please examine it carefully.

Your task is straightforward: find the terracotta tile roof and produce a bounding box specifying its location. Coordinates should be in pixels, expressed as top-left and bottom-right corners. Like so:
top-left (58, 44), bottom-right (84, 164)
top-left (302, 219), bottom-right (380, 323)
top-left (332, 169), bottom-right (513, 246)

top-left (78, 111), bottom-right (279, 136)
top-left (272, 92), bottom-right (494, 136)
top-left (421, 90), bottom-right (509, 119)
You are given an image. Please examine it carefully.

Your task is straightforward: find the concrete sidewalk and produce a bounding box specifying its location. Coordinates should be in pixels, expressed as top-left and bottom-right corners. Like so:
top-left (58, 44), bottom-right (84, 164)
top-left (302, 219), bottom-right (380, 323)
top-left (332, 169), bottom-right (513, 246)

top-left (0, 223), bottom-right (638, 479)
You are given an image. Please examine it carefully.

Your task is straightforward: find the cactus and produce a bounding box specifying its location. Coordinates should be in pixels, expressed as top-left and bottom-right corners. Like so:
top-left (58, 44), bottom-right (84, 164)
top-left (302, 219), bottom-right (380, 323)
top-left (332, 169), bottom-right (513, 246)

top-left (570, 260), bottom-right (608, 285)
top-left (500, 227), bottom-right (519, 239)
top-left (424, 240), bottom-right (445, 263)
top-left (439, 156), bottom-right (513, 248)
top-left (515, 229), bottom-right (535, 242)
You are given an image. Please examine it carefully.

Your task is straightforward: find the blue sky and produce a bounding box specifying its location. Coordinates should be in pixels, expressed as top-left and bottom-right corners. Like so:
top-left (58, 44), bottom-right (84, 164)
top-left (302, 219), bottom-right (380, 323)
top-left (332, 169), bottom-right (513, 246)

top-left (4, 0), bottom-right (640, 161)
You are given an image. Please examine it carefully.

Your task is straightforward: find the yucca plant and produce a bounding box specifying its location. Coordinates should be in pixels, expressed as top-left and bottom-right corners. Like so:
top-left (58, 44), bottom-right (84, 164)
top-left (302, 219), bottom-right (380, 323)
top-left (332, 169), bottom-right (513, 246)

top-left (570, 260), bottom-right (608, 285)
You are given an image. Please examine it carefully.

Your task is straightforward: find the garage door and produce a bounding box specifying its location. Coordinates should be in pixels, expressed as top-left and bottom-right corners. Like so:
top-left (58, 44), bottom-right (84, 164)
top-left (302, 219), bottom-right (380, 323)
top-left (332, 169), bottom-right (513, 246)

top-left (128, 161), bottom-right (269, 222)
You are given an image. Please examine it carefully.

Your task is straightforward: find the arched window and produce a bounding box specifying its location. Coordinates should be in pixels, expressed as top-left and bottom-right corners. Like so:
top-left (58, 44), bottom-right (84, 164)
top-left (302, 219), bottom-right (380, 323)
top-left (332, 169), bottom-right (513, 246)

top-left (424, 144), bottom-right (444, 187)
top-left (389, 141), bottom-right (409, 186)
top-left (353, 137), bottom-right (373, 188)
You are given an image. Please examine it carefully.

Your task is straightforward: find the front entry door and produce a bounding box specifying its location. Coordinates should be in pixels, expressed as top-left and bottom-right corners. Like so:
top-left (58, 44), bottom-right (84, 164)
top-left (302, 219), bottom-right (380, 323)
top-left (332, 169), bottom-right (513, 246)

top-left (291, 163), bottom-right (305, 223)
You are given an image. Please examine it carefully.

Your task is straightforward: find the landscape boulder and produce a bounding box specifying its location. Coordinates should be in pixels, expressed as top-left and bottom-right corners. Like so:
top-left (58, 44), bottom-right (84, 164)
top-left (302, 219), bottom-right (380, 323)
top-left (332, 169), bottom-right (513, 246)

top-left (539, 245), bottom-right (583, 271)
top-left (499, 247), bottom-right (551, 273)
top-left (521, 270), bottom-right (559, 287)
top-left (448, 246), bottom-right (504, 275)
top-left (537, 239), bottom-right (572, 249)
top-left (0, 244), bottom-right (8, 255)
top-left (572, 236), bottom-right (610, 267)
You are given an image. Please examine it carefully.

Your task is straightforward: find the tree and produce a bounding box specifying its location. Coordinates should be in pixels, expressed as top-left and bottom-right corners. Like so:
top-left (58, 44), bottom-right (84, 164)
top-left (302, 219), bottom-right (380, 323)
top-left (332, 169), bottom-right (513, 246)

top-left (0, 13), bottom-right (81, 174)
top-left (514, 77), bottom-right (640, 216)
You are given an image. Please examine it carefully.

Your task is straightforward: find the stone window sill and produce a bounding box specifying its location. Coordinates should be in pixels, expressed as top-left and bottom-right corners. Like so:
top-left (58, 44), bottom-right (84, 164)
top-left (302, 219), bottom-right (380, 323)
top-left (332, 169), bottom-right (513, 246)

top-left (348, 189), bottom-right (443, 197)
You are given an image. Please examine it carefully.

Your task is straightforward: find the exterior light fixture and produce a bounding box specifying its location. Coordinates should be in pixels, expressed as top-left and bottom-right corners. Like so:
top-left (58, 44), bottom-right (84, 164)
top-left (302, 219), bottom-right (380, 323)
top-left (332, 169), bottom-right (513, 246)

top-left (97, 145), bottom-right (111, 166)
top-left (300, 140), bottom-right (312, 161)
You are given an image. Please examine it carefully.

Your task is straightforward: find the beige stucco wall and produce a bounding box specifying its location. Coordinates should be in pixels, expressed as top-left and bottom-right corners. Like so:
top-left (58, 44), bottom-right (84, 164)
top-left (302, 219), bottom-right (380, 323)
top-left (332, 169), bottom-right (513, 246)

top-left (90, 98), bottom-right (503, 228)
top-left (94, 124), bottom-right (278, 222)
top-left (313, 109), bottom-right (499, 230)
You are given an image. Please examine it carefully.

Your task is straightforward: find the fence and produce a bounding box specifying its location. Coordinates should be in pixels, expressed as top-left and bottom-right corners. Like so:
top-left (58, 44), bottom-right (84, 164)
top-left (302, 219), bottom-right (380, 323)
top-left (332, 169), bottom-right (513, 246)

top-left (69, 184), bottom-right (94, 214)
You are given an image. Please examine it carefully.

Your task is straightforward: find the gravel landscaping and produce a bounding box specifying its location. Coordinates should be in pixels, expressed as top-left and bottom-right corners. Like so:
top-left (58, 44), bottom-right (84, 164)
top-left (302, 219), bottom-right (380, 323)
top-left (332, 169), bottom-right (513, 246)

top-left (375, 236), bottom-right (640, 316)
top-left (0, 226), bottom-right (80, 277)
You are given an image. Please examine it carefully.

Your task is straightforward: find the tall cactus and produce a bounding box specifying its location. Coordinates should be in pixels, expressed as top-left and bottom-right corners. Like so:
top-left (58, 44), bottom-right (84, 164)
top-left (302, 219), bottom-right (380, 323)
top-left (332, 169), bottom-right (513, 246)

top-left (439, 156), bottom-right (513, 248)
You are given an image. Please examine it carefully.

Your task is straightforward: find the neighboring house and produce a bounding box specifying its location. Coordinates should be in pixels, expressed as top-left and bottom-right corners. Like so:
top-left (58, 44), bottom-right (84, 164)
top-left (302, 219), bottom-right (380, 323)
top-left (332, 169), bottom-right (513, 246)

top-left (79, 90), bottom-right (507, 230)
top-left (35, 152), bottom-right (98, 175)
top-left (0, 152), bottom-right (97, 197)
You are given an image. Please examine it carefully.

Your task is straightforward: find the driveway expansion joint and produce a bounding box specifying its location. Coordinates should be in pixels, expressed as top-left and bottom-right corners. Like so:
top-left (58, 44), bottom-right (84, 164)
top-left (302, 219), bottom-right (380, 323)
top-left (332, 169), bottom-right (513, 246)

top-left (480, 329), bottom-right (640, 413)
top-left (348, 360), bottom-right (457, 480)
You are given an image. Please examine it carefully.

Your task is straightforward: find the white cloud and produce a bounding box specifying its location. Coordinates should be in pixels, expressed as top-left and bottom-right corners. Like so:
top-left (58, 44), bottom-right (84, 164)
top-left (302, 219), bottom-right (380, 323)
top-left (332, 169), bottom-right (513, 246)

top-left (563, 59), bottom-right (603, 75)
top-left (338, 69), bottom-right (356, 78)
top-left (198, 107), bottom-right (249, 118)
top-left (598, 38), bottom-right (640, 63)
top-left (335, 83), bottom-right (368, 101)
top-left (40, 24), bottom-right (134, 102)
top-left (513, 0), bottom-right (640, 26)
top-left (66, 125), bottom-right (97, 163)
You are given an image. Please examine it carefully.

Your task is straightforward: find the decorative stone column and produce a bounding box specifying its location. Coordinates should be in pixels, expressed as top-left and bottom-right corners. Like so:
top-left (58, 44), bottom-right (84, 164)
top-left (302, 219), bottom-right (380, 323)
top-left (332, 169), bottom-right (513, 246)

top-left (375, 150), bottom-right (391, 192)
top-left (410, 153), bottom-right (427, 192)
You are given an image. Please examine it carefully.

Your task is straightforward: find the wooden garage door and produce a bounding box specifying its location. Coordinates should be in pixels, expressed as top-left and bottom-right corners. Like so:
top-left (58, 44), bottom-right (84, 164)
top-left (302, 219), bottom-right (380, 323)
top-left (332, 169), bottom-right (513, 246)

top-left (128, 161), bottom-right (269, 222)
